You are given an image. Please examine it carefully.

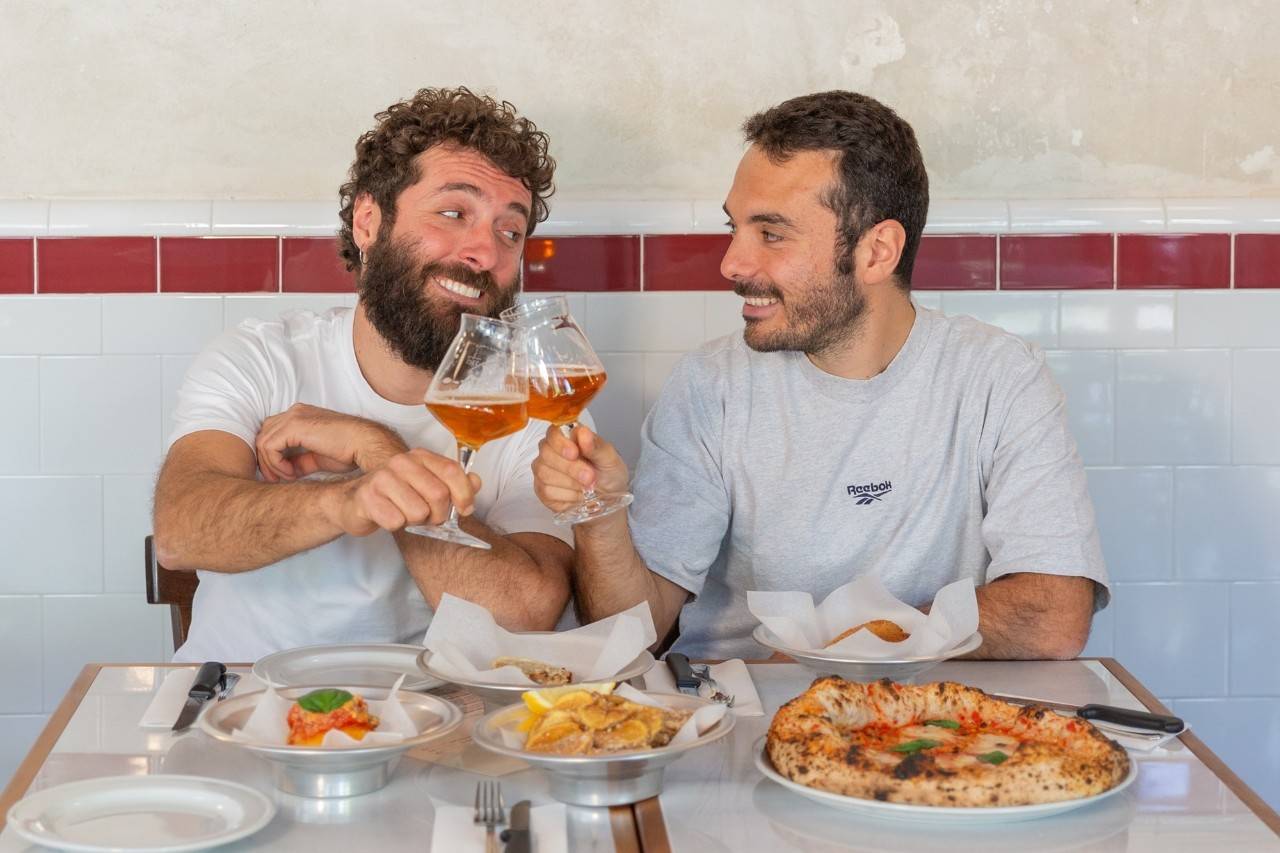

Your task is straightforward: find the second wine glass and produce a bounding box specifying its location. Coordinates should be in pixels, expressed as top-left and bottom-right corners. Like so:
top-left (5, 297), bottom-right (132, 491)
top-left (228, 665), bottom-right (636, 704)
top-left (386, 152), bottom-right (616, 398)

top-left (404, 314), bottom-right (529, 550)
top-left (501, 296), bottom-right (634, 525)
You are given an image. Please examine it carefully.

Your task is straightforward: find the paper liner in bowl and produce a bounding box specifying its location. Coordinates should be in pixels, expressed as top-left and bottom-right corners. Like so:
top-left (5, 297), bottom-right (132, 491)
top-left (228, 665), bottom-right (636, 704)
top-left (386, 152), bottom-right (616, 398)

top-left (470, 690), bottom-right (734, 806)
top-left (200, 685), bottom-right (463, 798)
top-left (417, 647), bottom-right (656, 707)
top-left (753, 624), bottom-right (983, 683)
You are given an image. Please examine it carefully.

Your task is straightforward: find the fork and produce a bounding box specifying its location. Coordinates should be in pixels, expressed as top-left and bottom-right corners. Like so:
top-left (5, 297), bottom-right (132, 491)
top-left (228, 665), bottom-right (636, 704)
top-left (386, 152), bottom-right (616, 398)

top-left (473, 780), bottom-right (506, 853)
top-left (691, 664), bottom-right (735, 707)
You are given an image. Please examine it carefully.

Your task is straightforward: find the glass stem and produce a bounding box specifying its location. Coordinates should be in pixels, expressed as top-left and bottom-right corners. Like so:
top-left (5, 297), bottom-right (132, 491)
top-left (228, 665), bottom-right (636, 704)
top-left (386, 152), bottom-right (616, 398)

top-left (564, 422), bottom-right (599, 502)
top-left (445, 445), bottom-right (477, 529)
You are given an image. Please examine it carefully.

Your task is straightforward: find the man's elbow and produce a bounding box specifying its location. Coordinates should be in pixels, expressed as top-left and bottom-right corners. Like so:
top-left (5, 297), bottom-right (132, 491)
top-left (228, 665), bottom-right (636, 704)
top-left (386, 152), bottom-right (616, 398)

top-left (152, 509), bottom-right (198, 573)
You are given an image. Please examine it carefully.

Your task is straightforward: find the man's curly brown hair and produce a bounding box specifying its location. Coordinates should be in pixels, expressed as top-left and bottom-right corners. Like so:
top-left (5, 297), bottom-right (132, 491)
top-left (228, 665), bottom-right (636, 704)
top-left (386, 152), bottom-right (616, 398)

top-left (337, 87), bottom-right (555, 272)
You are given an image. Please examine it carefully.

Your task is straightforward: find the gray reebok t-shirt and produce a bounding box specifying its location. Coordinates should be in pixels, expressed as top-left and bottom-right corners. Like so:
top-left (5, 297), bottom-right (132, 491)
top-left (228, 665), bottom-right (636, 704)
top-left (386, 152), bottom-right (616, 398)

top-left (629, 305), bottom-right (1108, 659)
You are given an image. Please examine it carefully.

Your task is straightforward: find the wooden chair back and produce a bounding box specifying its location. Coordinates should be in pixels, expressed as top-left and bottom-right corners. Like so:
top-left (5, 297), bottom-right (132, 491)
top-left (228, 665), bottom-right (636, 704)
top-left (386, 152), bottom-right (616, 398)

top-left (144, 534), bottom-right (199, 651)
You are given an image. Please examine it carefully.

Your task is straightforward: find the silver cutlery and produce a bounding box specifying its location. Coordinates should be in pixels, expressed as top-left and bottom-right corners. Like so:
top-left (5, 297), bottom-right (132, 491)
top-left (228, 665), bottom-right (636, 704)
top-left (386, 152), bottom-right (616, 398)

top-left (473, 780), bottom-right (506, 853)
top-left (691, 663), bottom-right (735, 708)
top-left (667, 654), bottom-right (735, 707)
top-left (171, 661), bottom-right (227, 732)
top-left (500, 799), bottom-right (532, 853)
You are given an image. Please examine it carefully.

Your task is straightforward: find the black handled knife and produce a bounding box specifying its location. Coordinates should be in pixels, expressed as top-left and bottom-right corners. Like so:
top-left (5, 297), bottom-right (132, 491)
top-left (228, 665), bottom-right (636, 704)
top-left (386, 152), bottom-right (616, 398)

top-left (666, 653), bottom-right (701, 696)
top-left (171, 661), bottom-right (227, 732)
top-left (500, 799), bottom-right (531, 853)
top-left (986, 692), bottom-right (1184, 733)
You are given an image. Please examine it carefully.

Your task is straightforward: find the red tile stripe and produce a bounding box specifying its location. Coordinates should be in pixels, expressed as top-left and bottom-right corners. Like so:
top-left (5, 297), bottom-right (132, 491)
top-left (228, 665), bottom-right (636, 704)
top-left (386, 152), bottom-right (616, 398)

top-left (8, 232), bottom-right (1280, 293)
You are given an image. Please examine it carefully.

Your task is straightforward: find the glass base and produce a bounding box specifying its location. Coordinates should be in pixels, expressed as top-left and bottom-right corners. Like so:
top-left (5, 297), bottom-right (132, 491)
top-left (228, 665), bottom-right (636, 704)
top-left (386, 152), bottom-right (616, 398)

top-left (403, 523), bottom-right (492, 550)
top-left (554, 491), bottom-right (634, 526)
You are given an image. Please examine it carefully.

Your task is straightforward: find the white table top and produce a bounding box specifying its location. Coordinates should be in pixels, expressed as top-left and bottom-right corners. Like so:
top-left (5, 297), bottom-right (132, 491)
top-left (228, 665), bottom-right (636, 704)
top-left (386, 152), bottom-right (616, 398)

top-left (649, 660), bottom-right (1280, 852)
top-left (0, 665), bottom-right (626, 852)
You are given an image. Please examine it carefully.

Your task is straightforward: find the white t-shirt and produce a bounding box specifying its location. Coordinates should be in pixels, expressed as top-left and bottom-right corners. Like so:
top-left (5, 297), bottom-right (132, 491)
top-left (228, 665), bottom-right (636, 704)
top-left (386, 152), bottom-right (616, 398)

top-left (630, 306), bottom-right (1109, 659)
top-left (168, 307), bottom-right (572, 663)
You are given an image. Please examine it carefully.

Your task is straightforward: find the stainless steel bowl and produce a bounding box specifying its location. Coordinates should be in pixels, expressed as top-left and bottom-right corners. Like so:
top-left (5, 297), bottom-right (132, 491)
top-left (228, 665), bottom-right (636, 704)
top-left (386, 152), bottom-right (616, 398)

top-left (752, 625), bottom-right (984, 683)
top-left (470, 692), bottom-right (735, 806)
top-left (199, 686), bottom-right (463, 798)
top-left (416, 648), bottom-right (656, 707)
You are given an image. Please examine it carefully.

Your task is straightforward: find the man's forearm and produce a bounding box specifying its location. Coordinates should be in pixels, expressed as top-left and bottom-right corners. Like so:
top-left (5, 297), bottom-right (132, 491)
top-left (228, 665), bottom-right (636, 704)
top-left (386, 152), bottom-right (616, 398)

top-left (966, 573), bottom-right (1095, 660)
top-left (393, 520), bottom-right (568, 631)
top-left (154, 470), bottom-right (345, 572)
top-left (570, 513), bottom-right (680, 632)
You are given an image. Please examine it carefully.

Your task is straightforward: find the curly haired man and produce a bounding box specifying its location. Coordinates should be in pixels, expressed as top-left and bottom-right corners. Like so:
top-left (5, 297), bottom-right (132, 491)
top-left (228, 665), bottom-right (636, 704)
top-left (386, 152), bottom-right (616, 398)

top-left (154, 88), bottom-right (574, 662)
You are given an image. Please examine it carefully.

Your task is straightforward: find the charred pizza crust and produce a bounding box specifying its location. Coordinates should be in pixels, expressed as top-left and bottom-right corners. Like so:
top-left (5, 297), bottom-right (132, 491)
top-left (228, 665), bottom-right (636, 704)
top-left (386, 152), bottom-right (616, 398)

top-left (766, 677), bottom-right (1130, 807)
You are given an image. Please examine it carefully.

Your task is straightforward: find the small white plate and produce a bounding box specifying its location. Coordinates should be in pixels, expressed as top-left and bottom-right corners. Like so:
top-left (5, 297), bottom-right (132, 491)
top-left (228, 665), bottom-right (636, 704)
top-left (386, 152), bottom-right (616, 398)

top-left (752, 625), bottom-right (983, 682)
top-left (754, 736), bottom-right (1138, 823)
top-left (6, 774), bottom-right (275, 852)
top-left (253, 643), bottom-right (442, 691)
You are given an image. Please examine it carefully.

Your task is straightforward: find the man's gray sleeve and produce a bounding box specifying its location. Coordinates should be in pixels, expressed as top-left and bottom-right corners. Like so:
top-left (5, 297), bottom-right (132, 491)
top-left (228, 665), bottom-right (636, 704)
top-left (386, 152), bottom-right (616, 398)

top-left (980, 354), bottom-right (1111, 608)
top-left (627, 355), bottom-right (731, 598)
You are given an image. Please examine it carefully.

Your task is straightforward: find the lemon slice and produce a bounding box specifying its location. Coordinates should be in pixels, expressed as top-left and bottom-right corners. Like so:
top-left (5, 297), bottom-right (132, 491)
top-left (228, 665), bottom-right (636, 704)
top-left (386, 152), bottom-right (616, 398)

top-left (521, 681), bottom-right (616, 715)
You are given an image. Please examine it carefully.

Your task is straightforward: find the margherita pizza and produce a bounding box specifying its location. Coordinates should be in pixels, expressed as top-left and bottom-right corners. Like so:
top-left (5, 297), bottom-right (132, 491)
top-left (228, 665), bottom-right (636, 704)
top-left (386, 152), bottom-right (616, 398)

top-left (766, 677), bottom-right (1130, 807)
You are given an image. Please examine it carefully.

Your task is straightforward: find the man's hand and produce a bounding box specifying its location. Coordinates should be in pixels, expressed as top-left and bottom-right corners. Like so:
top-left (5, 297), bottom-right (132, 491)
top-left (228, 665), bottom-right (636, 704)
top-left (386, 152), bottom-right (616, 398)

top-left (328, 449), bottom-right (483, 536)
top-left (531, 424), bottom-right (630, 513)
top-left (256, 403), bottom-right (407, 482)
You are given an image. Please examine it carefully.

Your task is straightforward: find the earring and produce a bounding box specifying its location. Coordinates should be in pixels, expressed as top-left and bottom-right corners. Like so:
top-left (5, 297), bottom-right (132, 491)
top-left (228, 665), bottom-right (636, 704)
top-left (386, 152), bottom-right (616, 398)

top-left (359, 247), bottom-right (367, 265)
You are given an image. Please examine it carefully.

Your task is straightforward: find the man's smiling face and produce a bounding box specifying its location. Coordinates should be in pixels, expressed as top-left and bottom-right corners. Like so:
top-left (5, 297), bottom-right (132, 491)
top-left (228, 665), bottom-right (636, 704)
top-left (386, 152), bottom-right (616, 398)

top-left (359, 144), bottom-right (531, 371)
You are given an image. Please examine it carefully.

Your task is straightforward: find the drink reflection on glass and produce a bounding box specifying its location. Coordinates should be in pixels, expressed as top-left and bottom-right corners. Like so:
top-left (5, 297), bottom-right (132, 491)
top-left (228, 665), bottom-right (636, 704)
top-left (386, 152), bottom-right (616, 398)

top-left (501, 296), bottom-right (634, 525)
top-left (404, 314), bottom-right (529, 550)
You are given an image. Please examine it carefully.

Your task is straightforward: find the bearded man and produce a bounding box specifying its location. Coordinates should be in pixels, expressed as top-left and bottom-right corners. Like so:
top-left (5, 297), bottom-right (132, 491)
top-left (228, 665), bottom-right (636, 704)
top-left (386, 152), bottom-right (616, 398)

top-left (154, 88), bottom-right (573, 662)
top-left (531, 91), bottom-right (1110, 661)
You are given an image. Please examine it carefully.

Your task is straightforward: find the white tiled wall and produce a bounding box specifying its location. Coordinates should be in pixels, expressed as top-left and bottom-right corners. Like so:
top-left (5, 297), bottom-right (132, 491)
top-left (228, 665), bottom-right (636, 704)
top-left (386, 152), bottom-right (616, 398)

top-left (1, 289), bottom-right (1278, 809)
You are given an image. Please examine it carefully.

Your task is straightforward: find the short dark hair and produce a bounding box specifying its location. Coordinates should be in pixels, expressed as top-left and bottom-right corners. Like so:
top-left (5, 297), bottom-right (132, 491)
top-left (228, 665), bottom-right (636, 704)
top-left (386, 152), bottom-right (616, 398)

top-left (337, 87), bottom-right (556, 272)
top-left (742, 91), bottom-right (929, 288)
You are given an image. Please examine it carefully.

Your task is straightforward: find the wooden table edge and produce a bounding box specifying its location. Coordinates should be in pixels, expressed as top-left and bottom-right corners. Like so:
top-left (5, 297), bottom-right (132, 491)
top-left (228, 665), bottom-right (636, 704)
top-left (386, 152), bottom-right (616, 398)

top-left (0, 663), bottom-right (647, 853)
top-left (1097, 657), bottom-right (1280, 837)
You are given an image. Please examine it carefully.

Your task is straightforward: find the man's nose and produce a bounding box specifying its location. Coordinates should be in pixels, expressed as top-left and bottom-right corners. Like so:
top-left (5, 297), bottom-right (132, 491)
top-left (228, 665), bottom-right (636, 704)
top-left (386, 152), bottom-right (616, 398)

top-left (719, 233), bottom-right (754, 283)
top-left (455, 223), bottom-right (499, 271)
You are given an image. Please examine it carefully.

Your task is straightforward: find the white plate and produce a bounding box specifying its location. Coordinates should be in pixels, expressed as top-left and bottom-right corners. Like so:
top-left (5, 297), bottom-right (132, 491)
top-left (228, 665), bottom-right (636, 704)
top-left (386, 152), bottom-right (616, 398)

top-left (752, 625), bottom-right (983, 682)
top-left (754, 736), bottom-right (1138, 824)
top-left (253, 643), bottom-right (442, 691)
top-left (6, 774), bottom-right (275, 852)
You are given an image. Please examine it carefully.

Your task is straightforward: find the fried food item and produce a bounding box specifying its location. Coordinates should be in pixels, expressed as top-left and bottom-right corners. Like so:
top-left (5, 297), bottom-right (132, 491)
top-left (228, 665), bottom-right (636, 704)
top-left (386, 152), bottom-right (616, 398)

top-left (492, 656), bottom-right (573, 686)
top-left (767, 677), bottom-right (1130, 807)
top-left (286, 689), bottom-right (380, 746)
top-left (826, 619), bottom-right (910, 646)
top-left (523, 690), bottom-right (691, 755)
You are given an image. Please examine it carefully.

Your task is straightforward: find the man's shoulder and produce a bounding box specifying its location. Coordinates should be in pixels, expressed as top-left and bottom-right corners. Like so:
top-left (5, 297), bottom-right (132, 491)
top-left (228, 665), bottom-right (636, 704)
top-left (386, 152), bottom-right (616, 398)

top-left (670, 330), bottom-right (779, 383)
top-left (201, 307), bottom-right (348, 369)
top-left (926, 307), bottom-right (1044, 374)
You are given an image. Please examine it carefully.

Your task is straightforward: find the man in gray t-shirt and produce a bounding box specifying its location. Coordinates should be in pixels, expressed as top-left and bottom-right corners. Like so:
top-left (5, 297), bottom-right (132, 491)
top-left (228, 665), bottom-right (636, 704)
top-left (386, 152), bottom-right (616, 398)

top-left (531, 90), bottom-right (1106, 660)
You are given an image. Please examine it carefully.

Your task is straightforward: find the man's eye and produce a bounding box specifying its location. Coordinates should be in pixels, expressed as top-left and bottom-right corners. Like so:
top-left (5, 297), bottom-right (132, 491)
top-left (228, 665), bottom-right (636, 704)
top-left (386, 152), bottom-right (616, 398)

top-left (499, 229), bottom-right (523, 242)
top-left (440, 210), bottom-right (462, 220)
top-left (725, 222), bottom-right (737, 235)
top-left (762, 230), bottom-right (782, 243)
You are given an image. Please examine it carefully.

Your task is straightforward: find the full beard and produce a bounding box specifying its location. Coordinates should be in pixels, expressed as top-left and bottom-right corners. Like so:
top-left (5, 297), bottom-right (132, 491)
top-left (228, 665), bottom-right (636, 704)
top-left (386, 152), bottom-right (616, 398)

top-left (358, 237), bottom-right (518, 372)
top-left (737, 265), bottom-right (866, 357)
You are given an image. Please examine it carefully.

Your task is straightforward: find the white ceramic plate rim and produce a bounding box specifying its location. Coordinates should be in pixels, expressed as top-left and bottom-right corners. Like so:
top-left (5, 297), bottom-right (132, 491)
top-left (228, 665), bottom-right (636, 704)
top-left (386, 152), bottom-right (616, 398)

top-left (252, 642), bottom-right (442, 690)
top-left (6, 774), bottom-right (275, 852)
top-left (752, 625), bottom-right (984, 664)
top-left (753, 736), bottom-right (1138, 822)
top-left (417, 648), bottom-right (656, 692)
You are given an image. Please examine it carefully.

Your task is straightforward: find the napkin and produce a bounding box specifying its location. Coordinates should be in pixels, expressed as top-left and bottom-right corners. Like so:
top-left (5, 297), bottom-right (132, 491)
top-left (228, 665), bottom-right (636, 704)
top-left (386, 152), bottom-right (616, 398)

top-left (1105, 724), bottom-right (1188, 753)
top-left (230, 675), bottom-right (422, 748)
top-left (494, 683), bottom-right (729, 750)
top-left (422, 594), bottom-right (656, 685)
top-left (139, 668), bottom-right (198, 728)
top-left (430, 803), bottom-right (567, 853)
top-left (748, 574), bottom-right (979, 659)
top-left (642, 658), bottom-right (764, 717)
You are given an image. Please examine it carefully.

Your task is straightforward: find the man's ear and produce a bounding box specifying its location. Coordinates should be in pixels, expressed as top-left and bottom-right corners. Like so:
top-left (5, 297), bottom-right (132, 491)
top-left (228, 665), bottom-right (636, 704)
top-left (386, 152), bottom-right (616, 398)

top-left (858, 220), bottom-right (907, 288)
top-left (352, 193), bottom-right (383, 252)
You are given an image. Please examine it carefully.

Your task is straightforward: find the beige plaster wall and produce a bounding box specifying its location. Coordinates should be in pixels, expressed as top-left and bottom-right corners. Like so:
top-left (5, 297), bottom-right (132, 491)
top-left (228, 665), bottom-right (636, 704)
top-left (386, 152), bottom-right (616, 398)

top-left (1, 0), bottom-right (1276, 200)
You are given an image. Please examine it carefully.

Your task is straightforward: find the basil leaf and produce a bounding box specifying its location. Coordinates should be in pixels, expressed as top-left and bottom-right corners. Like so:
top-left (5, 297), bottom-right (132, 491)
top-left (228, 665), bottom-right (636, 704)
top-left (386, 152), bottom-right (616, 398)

top-left (924, 719), bottom-right (960, 729)
top-left (977, 750), bottom-right (1009, 765)
top-left (890, 738), bottom-right (942, 754)
top-left (297, 688), bottom-right (354, 714)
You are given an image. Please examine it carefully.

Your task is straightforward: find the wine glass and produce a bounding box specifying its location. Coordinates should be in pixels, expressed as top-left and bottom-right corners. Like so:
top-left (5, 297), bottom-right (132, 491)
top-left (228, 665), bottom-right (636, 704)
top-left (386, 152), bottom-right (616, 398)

top-left (501, 296), bottom-right (634, 525)
top-left (404, 314), bottom-right (529, 550)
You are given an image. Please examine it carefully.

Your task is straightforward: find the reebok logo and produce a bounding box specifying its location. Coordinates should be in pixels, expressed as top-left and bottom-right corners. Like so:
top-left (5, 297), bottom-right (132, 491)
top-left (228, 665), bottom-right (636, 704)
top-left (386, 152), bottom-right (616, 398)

top-left (847, 480), bottom-right (892, 505)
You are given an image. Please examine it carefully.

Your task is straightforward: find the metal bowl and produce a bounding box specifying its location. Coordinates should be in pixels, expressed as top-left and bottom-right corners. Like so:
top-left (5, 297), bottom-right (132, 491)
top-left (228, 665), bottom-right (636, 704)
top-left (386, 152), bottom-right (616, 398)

top-left (470, 692), bottom-right (734, 806)
top-left (416, 648), bottom-right (656, 707)
top-left (752, 625), bottom-right (984, 683)
top-left (199, 686), bottom-right (463, 798)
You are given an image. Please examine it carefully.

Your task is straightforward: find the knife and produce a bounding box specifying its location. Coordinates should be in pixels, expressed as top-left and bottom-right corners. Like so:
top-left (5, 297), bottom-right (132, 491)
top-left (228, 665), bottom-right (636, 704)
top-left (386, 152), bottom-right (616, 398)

top-left (499, 799), bottom-right (531, 853)
top-left (666, 653), bottom-right (702, 697)
top-left (986, 692), bottom-right (1184, 733)
top-left (171, 661), bottom-right (227, 732)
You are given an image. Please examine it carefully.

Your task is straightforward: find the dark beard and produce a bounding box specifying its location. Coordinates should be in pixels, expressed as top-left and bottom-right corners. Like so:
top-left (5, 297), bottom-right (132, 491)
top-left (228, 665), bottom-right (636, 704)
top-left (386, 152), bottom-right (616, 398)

top-left (736, 263), bottom-right (866, 357)
top-left (358, 237), bottom-right (518, 371)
